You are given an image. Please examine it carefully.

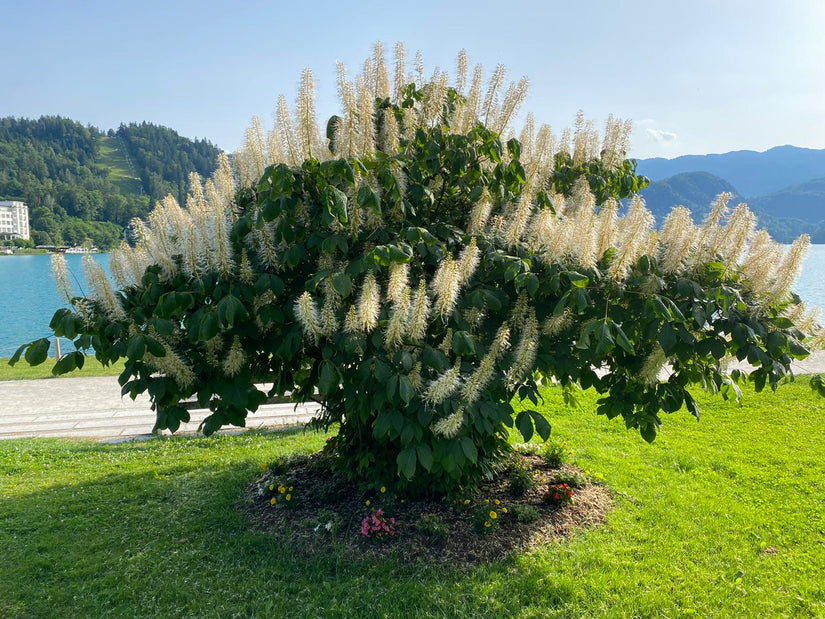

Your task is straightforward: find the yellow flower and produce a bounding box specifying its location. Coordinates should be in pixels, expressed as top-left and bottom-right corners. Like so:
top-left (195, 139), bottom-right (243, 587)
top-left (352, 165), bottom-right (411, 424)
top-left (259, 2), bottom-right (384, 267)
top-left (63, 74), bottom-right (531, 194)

top-left (494, 499), bottom-right (500, 505)
top-left (463, 499), bottom-right (471, 505)
top-left (289, 486), bottom-right (293, 491)
top-left (380, 486), bottom-right (386, 493)
top-left (365, 500), bottom-right (371, 506)
top-left (286, 494), bottom-right (292, 501)
top-left (502, 507), bottom-right (508, 514)
top-left (269, 484), bottom-right (274, 491)
top-left (484, 499), bottom-right (490, 504)
top-left (489, 511), bottom-right (497, 520)
top-left (270, 497), bottom-right (276, 505)
top-left (278, 485), bottom-right (286, 494)
top-left (569, 450), bottom-right (574, 456)
top-left (484, 521), bottom-right (491, 528)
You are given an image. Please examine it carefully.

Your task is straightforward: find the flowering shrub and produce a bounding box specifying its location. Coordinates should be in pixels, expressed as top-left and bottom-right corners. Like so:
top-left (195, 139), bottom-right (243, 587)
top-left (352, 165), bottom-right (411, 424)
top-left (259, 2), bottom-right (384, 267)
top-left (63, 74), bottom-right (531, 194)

top-left (544, 482), bottom-right (574, 507)
top-left (13, 43), bottom-right (824, 497)
top-left (471, 504), bottom-right (501, 533)
top-left (361, 508), bottom-right (397, 540)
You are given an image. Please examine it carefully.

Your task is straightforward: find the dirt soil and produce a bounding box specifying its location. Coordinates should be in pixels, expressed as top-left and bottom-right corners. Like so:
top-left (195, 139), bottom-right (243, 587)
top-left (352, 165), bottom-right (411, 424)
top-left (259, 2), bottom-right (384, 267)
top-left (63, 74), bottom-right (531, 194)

top-left (241, 451), bottom-right (612, 565)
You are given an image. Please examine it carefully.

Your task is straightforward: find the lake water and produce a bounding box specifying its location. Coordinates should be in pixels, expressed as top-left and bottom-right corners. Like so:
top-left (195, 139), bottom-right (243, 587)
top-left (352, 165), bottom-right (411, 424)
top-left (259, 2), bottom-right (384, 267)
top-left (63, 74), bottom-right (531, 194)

top-left (1, 247), bottom-right (824, 357)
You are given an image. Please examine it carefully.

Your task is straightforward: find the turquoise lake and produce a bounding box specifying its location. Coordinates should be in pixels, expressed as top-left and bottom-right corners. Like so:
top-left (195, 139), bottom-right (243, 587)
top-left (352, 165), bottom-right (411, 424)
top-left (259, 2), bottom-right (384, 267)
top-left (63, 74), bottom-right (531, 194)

top-left (1, 247), bottom-right (824, 357)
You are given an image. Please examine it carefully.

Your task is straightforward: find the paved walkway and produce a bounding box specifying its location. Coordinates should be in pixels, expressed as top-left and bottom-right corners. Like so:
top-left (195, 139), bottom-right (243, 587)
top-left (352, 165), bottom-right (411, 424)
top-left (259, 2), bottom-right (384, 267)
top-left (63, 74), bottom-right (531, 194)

top-left (0, 376), bottom-right (320, 441)
top-left (1, 351), bottom-right (823, 441)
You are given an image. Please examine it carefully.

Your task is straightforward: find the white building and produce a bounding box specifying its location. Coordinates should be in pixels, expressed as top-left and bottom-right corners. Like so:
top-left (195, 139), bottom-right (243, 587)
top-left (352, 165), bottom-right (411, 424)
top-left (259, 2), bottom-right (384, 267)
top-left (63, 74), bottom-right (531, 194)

top-left (0, 200), bottom-right (30, 240)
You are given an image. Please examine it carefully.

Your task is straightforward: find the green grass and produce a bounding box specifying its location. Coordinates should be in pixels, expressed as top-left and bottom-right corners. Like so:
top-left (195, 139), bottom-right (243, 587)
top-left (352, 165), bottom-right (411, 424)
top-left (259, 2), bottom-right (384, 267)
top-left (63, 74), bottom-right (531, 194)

top-left (97, 136), bottom-right (144, 195)
top-left (2, 381), bottom-right (824, 617)
top-left (0, 357), bottom-right (124, 381)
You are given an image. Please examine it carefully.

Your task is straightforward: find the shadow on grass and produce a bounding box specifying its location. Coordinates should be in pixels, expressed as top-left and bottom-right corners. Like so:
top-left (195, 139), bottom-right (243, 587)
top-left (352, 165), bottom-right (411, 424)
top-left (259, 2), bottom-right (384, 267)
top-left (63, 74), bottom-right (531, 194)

top-left (0, 433), bottom-right (576, 618)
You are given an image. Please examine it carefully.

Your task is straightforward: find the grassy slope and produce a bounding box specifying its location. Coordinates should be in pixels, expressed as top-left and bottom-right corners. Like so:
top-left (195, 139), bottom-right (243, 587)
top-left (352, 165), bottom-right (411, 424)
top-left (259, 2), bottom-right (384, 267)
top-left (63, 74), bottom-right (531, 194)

top-left (1, 381), bottom-right (823, 618)
top-left (97, 136), bottom-right (143, 195)
top-left (0, 357), bottom-right (124, 381)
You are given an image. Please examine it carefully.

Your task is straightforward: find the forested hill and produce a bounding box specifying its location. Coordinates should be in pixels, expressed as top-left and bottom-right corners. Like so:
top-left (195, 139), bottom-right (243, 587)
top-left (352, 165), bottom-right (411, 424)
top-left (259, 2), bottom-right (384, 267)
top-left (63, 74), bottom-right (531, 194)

top-left (115, 122), bottom-right (221, 204)
top-left (0, 116), bottom-right (221, 248)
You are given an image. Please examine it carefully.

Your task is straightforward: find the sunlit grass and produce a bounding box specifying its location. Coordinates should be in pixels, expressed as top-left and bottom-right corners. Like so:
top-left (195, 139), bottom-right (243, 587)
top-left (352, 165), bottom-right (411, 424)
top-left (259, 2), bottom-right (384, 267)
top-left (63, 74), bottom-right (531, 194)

top-left (1, 380), bottom-right (823, 617)
top-left (0, 356), bottom-right (124, 381)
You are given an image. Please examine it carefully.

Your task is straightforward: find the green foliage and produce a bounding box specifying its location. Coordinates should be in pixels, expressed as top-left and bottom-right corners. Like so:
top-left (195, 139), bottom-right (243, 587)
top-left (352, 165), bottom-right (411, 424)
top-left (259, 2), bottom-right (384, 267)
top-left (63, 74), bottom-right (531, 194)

top-left (543, 482), bottom-right (574, 506)
top-left (507, 455), bottom-right (537, 496)
top-left (415, 513), bottom-right (450, 541)
top-left (541, 441), bottom-right (567, 467)
top-left (470, 503), bottom-right (502, 534)
top-left (508, 503), bottom-right (540, 523)
top-left (22, 74), bottom-right (821, 500)
top-left (0, 116), bottom-right (219, 248)
top-left (551, 470), bottom-right (587, 489)
top-left (116, 122), bottom-right (221, 204)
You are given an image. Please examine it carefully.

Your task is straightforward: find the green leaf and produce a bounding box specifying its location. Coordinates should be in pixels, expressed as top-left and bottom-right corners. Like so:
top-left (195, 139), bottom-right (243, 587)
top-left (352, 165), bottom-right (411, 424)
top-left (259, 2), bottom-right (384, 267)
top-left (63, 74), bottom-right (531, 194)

top-left (399, 375), bottom-right (415, 404)
top-left (640, 423), bottom-right (657, 443)
top-left (200, 311), bottom-right (220, 341)
top-left (217, 295), bottom-right (248, 328)
top-left (144, 336), bottom-right (165, 357)
top-left (566, 272), bottom-right (589, 288)
top-left (658, 323), bottom-right (678, 354)
top-left (8, 343), bottom-right (28, 366)
top-left (126, 335), bottom-right (146, 360)
top-left (459, 436), bottom-right (478, 464)
top-left (323, 185), bottom-right (349, 223)
top-left (357, 184), bottom-right (381, 214)
top-left (386, 375), bottom-right (399, 400)
top-left (373, 358), bottom-right (392, 382)
top-left (613, 324), bottom-right (635, 354)
top-left (515, 410), bottom-right (534, 442)
top-left (318, 361), bottom-right (339, 396)
top-left (373, 412), bottom-right (393, 439)
top-left (416, 444), bottom-right (433, 471)
top-left (24, 338), bottom-right (50, 366)
top-left (284, 244), bottom-right (308, 268)
top-left (52, 351), bottom-right (84, 376)
top-left (397, 448), bottom-right (417, 479)
top-left (332, 273), bottom-right (353, 298)
top-left (529, 410), bottom-right (552, 441)
top-left (684, 391), bottom-right (700, 420)
top-left (451, 331), bottom-right (475, 356)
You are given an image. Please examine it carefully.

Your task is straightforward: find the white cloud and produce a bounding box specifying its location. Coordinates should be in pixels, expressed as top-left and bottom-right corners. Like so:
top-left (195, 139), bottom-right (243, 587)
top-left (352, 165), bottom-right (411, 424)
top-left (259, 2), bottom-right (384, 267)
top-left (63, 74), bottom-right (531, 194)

top-left (645, 128), bottom-right (678, 143)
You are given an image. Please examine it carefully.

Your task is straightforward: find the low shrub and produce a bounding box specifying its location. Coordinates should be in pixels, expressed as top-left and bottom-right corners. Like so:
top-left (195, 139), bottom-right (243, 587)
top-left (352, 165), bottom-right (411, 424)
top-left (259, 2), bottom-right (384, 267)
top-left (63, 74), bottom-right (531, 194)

top-left (552, 470), bottom-right (587, 488)
top-left (541, 442), bottom-right (567, 467)
top-left (415, 513), bottom-right (450, 542)
top-left (508, 456), bottom-right (536, 496)
top-left (508, 504), bottom-right (540, 523)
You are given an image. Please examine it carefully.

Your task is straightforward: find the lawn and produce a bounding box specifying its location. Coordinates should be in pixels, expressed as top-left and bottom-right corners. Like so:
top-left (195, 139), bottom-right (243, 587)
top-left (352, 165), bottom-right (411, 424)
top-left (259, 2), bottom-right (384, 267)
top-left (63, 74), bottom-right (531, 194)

top-left (0, 357), bottom-right (124, 381)
top-left (1, 380), bottom-right (823, 617)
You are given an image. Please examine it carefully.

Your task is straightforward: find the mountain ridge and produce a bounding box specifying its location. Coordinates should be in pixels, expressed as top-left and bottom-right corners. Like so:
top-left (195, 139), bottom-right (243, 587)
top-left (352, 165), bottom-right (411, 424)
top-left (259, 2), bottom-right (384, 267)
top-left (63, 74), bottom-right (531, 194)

top-left (637, 145), bottom-right (825, 197)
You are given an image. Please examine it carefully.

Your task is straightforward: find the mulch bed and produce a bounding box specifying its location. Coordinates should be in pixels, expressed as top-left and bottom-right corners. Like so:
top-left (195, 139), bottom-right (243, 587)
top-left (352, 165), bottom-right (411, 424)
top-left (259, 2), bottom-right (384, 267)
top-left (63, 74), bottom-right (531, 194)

top-left (241, 451), bottom-right (612, 565)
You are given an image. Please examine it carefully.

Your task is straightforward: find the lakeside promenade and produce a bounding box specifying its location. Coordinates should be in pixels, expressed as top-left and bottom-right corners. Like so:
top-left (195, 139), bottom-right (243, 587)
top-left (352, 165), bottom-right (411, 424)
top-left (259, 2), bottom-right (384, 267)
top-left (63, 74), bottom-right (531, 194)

top-left (0, 375), bottom-right (320, 441)
top-left (1, 351), bottom-right (824, 441)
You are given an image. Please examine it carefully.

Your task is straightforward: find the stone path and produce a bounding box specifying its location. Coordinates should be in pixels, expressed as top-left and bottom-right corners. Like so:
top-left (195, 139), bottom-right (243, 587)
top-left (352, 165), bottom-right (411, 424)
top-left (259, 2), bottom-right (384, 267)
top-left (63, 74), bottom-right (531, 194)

top-left (0, 376), bottom-right (319, 441)
top-left (1, 351), bottom-right (823, 442)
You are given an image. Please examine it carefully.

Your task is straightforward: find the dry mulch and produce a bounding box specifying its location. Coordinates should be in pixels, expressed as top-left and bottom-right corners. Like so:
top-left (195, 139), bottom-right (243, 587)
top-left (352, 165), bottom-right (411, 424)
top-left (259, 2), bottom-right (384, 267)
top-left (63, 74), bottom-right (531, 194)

top-left (241, 451), bottom-right (612, 565)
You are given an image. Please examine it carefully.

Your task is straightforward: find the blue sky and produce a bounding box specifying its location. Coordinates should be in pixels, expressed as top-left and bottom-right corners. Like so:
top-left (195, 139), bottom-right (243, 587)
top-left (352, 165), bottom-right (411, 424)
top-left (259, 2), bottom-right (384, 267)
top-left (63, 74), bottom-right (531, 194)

top-left (2, 0), bottom-right (823, 159)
